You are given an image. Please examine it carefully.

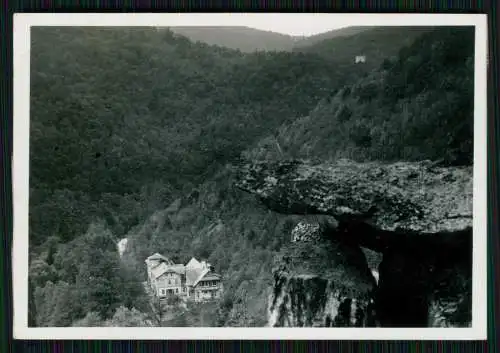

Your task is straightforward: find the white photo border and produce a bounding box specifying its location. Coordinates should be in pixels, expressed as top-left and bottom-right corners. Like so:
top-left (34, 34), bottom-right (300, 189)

top-left (12, 13), bottom-right (488, 340)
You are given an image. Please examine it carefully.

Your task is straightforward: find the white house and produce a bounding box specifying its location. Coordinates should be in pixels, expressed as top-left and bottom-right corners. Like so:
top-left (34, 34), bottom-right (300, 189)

top-left (355, 55), bottom-right (367, 64)
top-left (145, 253), bottom-right (223, 302)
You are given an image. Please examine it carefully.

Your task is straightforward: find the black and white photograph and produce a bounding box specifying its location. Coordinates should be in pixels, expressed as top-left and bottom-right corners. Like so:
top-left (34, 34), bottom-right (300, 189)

top-left (13, 13), bottom-right (487, 340)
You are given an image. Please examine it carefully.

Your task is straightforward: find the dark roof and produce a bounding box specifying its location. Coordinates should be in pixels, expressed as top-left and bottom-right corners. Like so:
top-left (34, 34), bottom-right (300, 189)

top-left (200, 273), bottom-right (222, 281)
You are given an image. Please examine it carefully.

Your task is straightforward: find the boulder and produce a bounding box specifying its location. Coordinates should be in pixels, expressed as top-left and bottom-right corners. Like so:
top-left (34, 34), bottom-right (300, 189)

top-left (236, 159), bottom-right (472, 233)
top-left (236, 159), bottom-right (473, 328)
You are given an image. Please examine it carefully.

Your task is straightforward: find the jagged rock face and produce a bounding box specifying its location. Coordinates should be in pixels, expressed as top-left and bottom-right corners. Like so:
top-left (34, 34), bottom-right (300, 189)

top-left (268, 240), bottom-right (378, 327)
top-left (268, 275), bottom-right (377, 327)
top-left (236, 159), bottom-right (472, 233)
top-left (236, 159), bottom-right (473, 328)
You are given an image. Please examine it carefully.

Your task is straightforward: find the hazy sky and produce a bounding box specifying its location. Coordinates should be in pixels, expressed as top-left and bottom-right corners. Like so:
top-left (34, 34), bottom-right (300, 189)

top-left (197, 14), bottom-right (352, 37)
top-left (246, 23), bottom-right (349, 37)
top-left (17, 13), bottom-right (484, 37)
top-left (153, 13), bottom-right (481, 37)
top-left (231, 14), bottom-right (349, 36)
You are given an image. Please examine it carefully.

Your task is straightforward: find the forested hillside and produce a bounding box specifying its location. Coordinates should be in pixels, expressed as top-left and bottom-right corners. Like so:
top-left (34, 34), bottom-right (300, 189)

top-left (246, 26), bottom-right (474, 165)
top-left (30, 26), bottom-right (369, 249)
top-left (168, 26), bottom-right (373, 53)
top-left (291, 26), bottom-right (373, 48)
top-left (294, 26), bottom-right (435, 73)
top-left (28, 26), bottom-right (474, 327)
top-left (169, 26), bottom-right (297, 52)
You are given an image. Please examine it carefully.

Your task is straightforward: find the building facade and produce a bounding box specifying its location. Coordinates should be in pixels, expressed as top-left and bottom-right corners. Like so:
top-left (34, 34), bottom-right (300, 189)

top-left (355, 55), bottom-right (367, 63)
top-left (145, 253), bottom-right (223, 302)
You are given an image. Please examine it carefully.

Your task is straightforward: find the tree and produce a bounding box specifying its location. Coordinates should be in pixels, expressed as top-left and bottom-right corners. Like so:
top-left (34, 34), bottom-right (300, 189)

top-left (29, 259), bottom-right (58, 288)
top-left (72, 312), bottom-right (103, 327)
top-left (105, 306), bottom-right (154, 327)
top-left (150, 297), bottom-right (164, 326)
top-left (34, 281), bottom-right (82, 327)
top-left (28, 279), bottom-right (37, 327)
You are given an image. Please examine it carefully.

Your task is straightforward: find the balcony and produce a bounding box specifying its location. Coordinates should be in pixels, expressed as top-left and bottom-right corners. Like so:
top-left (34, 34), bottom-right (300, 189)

top-left (197, 282), bottom-right (221, 289)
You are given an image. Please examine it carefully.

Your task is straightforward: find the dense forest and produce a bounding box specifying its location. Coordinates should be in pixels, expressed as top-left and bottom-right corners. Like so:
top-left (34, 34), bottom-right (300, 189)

top-left (28, 25), bottom-right (474, 327)
top-left (168, 26), bottom-right (298, 52)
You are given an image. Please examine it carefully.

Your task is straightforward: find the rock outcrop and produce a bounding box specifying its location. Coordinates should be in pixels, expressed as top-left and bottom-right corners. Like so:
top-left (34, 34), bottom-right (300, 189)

top-left (236, 159), bottom-right (472, 233)
top-left (268, 240), bottom-right (377, 327)
top-left (235, 159), bottom-right (473, 328)
top-left (290, 215), bottom-right (338, 243)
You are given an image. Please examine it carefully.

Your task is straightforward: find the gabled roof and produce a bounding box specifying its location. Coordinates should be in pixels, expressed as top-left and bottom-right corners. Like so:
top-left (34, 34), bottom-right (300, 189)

top-left (185, 267), bottom-right (207, 286)
top-left (146, 253), bottom-right (171, 263)
top-left (164, 264), bottom-right (186, 275)
top-left (151, 263), bottom-right (186, 279)
top-left (148, 254), bottom-right (221, 285)
top-left (149, 261), bottom-right (163, 271)
top-left (186, 257), bottom-right (202, 269)
top-left (200, 273), bottom-right (221, 281)
top-left (185, 268), bottom-right (201, 286)
top-left (187, 268), bottom-right (211, 287)
top-left (151, 262), bottom-right (169, 279)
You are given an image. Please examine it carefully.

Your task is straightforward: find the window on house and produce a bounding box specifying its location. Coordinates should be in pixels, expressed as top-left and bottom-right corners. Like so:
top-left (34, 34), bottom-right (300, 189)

top-left (168, 280), bottom-right (171, 285)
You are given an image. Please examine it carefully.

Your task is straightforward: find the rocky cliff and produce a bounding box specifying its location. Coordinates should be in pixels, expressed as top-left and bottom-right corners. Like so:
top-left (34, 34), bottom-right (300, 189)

top-left (268, 221), bottom-right (378, 327)
top-left (235, 159), bottom-right (472, 327)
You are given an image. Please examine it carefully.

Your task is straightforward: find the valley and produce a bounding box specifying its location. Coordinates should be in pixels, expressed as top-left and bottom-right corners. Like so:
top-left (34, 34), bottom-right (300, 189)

top-left (28, 25), bottom-right (474, 327)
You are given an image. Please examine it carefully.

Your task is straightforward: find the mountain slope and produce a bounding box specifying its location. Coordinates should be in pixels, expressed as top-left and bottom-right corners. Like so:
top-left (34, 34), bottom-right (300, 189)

top-left (120, 26), bottom-right (474, 327)
top-left (27, 25), bottom-right (474, 328)
top-left (292, 26), bottom-right (374, 48)
top-left (246, 26), bottom-right (474, 166)
top-left (293, 26), bottom-right (435, 73)
top-left (30, 26), bottom-right (376, 247)
top-left (168, 26), bottom-right (431, 67)
top-left (169, 26), bottom-right (297, 52)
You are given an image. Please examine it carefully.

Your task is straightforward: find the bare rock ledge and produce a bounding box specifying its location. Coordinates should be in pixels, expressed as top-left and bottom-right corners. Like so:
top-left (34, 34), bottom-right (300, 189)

top-left (236, 159), bottom-right (472, 234)
top-left (236, 159), bottom-right (473, 328)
